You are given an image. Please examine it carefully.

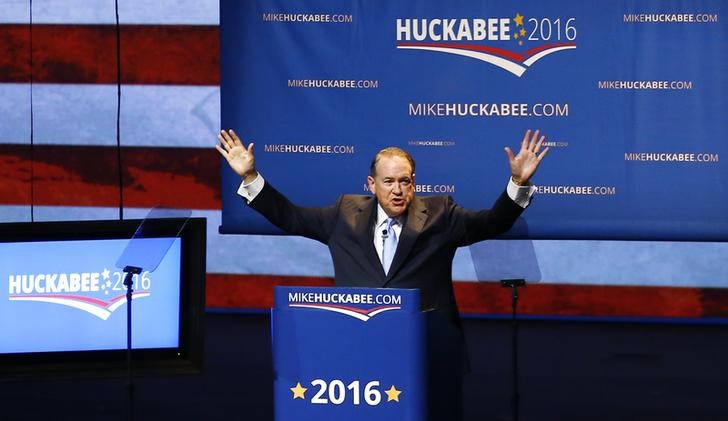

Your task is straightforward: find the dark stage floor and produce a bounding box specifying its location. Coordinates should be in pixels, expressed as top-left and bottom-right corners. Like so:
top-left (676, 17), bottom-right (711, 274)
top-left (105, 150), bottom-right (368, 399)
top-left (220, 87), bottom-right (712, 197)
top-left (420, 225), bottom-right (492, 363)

top-left (1, 313), bottom-right (727, 420)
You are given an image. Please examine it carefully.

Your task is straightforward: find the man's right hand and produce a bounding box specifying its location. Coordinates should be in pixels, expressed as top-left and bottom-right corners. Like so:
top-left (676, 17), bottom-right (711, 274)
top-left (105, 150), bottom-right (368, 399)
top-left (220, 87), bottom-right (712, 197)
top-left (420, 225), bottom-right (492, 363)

top-left (216, 129), bottom-right (258, 183)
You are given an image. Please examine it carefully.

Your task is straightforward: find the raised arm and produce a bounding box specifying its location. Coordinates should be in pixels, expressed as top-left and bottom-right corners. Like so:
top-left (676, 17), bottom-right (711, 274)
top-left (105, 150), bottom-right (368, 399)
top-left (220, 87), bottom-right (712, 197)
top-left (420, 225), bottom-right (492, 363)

top-left (216, 129), bottom-right (258, 184)
top-left (215, 129), bottom-right (338, 243)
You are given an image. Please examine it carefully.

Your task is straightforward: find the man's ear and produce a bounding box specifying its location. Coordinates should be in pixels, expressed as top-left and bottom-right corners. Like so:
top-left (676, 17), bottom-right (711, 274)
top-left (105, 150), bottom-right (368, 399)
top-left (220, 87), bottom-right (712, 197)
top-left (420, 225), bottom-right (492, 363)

top-left (367, 176), bottom-right (376, 195)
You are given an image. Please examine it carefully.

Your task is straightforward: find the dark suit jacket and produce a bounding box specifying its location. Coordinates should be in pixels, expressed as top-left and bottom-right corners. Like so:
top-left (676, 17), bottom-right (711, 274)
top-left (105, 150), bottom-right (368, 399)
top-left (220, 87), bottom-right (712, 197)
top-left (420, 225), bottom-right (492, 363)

top-left (248, 181), bottom-right (525, 324)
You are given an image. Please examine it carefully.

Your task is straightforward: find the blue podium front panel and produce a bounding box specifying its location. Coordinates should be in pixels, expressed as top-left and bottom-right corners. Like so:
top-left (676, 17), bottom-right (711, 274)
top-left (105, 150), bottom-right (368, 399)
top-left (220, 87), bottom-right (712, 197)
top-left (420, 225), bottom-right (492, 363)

top-left (273, 286), bottom-right (425, 420)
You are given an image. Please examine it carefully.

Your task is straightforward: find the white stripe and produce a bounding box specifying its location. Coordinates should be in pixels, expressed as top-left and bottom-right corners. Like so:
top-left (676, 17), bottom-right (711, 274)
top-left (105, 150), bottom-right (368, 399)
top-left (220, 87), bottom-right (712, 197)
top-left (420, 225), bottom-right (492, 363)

top-left (523, 45), bottom-right (577, 67)
top-left (367, 307), bottom-right (401, 317)
top-left (0, 84), bottom-right (220, 148)
top-left (10, 292), bottom-right (151, 319)
top-left (3, 205), bottom-right (728, 288)
top-left (397, 45), bottom-right (526, 77)
top-left (0, 206), bottom-right (335, 277)
top-left (0, 0), bottom-right (219, 25)
top-left (289, 304), bottom-right (371, 322)
top-left (10, 296), bottom-right (112, 319)
top-left (107, 292), bottom-right (151, 313)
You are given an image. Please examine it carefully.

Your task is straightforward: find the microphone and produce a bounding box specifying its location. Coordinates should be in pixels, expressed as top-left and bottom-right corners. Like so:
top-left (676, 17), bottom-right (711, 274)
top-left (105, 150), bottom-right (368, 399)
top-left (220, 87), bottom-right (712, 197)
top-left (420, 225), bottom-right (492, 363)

top-left (382, 229), bottom-right (388, 240)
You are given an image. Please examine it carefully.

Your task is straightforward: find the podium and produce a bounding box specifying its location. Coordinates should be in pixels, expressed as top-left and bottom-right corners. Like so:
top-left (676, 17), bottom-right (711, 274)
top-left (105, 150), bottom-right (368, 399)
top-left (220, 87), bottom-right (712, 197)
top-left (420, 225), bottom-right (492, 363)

top-left (272, 286), bottom-right (426, 420)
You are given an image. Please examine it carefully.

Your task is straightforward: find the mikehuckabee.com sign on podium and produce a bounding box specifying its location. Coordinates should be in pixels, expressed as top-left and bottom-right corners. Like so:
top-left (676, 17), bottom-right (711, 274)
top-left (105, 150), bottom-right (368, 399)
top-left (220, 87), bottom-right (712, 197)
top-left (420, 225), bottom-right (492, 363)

top-left (273, 286), bottom-right (425, 421)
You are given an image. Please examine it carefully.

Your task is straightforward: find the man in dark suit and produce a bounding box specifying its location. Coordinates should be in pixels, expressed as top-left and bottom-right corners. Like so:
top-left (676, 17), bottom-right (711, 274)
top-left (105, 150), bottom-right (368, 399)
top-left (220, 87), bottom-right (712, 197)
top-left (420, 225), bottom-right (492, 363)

top-left (216, 129), bottom-right (548, 419)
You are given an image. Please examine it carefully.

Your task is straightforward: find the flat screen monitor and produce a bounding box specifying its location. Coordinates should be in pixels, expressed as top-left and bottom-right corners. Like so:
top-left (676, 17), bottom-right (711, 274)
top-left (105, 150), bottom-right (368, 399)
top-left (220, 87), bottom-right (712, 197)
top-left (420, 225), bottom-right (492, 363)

top-left (0, 218), bottom-right (206, 379)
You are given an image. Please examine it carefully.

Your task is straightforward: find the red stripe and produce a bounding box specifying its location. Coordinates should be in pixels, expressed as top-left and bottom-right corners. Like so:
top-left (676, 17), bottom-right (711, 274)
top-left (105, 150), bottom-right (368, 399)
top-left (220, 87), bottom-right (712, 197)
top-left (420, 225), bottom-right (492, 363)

top-left (397, 42), bottom-right (524, 62)
top-left (11, 293), bottom-right (110, 307)
top-left (291, 303), bottom-right (397, 315)
top-left (205, 274), bottom-right (728, 319)
top-left (0, 24), bottom-right (219, 85)
top-left (523, 42), bottom-right (576, 58)
top-left (454, 282), bottom-right (704, 318)
top-left (0, 144), bottom-right (220, 209)
top-left (206, 274), bottom-right (334, 310)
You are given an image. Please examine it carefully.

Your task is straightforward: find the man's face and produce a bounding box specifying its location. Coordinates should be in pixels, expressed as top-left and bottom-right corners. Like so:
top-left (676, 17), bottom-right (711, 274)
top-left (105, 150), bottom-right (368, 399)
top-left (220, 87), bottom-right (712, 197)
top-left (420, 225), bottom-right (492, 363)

top-left (367, 155), bottom-right (415, 217)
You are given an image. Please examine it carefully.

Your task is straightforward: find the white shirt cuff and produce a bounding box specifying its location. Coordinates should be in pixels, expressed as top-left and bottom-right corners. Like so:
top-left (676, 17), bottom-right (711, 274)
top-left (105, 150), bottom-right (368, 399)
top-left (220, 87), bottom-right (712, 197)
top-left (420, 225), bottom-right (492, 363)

top-left (507, 177), bottom-right (536, 208)
top-left (237, 174), bottom-right (265, 203)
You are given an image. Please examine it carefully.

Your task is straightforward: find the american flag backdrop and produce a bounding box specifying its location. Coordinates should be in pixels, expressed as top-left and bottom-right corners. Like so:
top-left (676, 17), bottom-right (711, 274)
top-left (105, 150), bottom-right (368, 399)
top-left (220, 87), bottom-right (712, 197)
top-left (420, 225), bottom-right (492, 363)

top-left (2, 0), bottom-right (727, 319)
top-left (0, 0), bottom-right (340, 313)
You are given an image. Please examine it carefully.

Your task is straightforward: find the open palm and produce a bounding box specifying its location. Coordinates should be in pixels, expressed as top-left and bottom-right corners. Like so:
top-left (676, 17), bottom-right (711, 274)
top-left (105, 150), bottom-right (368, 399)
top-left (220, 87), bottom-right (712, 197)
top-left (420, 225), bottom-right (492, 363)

top-left (504, 129), bottom-right (550, 185)
top-left (216, 129), bottom-right (256, 179)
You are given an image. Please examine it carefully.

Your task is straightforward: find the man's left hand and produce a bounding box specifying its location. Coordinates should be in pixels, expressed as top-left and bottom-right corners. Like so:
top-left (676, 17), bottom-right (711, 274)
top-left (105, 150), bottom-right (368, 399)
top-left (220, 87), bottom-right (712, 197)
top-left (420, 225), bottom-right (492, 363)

top-left (505, 129), bottom-right (550, 185)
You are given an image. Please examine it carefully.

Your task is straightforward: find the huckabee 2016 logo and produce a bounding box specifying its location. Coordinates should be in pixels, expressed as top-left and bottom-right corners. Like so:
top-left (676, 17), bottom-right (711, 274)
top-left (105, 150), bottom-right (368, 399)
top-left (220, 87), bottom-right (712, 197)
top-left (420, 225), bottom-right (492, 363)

top-left (396, 13), bottom-right (577, 76)
top-left (287, 292), bottom-right (402, 322)
top-left (8, 268), bottom-right (152, 320)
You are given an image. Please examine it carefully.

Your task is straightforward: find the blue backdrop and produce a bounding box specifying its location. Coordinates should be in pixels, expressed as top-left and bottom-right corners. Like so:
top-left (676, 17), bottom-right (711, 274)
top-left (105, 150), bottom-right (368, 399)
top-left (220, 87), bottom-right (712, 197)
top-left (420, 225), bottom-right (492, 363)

top-left (220, 0), bottom-right (726, 242)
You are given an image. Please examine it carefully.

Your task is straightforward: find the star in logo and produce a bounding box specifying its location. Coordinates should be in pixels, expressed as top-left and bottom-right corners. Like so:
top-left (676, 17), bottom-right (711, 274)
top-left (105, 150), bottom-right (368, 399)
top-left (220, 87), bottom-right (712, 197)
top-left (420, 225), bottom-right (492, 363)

top-left (513, 13), bottom-right (524, 27)
top-left (101, 274), bottom-right (112, 293)
top-left (290, 382), bottom-right (307, 399)
top-left (385, 385), bottom-right (402, 402)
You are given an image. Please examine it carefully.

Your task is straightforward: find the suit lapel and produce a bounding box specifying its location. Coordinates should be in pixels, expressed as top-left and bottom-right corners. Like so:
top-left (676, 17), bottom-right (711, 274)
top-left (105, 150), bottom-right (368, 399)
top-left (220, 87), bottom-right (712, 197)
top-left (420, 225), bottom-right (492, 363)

top-left (385, 197), bottom-right (428, 283)
top-left (353, 198), bottom-right (385, 282)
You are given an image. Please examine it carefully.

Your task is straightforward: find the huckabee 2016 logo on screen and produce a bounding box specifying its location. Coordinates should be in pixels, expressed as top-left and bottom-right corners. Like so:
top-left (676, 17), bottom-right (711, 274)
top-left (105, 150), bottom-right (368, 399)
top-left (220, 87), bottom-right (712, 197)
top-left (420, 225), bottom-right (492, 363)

top-left (8, 267), bottom-right (152, 320)
top-left (1, 238), bottom-right (181, 353)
